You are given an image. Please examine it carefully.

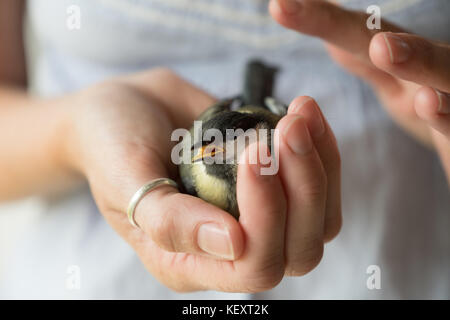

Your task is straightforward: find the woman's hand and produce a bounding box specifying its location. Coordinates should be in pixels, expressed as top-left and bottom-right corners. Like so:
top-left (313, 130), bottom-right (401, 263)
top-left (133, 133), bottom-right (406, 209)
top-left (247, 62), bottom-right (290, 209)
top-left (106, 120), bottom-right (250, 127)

top-left (270, 0), bottom-right (450, 183)
top-left (61, 69), bottom-right (341, 292)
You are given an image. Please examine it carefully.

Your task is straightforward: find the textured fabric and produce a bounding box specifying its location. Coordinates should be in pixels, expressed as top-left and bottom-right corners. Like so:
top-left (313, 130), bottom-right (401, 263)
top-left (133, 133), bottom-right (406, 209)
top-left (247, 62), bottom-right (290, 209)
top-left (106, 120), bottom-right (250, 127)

top-left (1, 0), bottom-right (449, 299)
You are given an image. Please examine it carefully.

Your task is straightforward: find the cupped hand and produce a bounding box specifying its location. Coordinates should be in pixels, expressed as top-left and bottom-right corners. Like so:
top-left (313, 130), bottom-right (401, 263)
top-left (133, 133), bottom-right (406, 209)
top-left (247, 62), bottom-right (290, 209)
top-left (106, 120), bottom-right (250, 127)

top-left (62, 68), bottom-right (341, 292)
top-left (270, 0), bottom-right (450, 183)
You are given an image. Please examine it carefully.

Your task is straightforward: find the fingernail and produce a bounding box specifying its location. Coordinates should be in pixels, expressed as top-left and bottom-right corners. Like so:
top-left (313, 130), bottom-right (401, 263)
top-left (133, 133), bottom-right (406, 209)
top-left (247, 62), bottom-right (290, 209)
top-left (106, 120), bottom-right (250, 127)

top-left (276, 0), bottom-right (302, 15)
top-left (197, 223), bottom-right (234, 260)
top-left (383, 33), bottom-right (412, 64)
top-left (435, 90), bottom-right (450, 114)
top-left (283, 116), bottom-right (313, 155)
top-left (290, 98), bottom-right (325, 139)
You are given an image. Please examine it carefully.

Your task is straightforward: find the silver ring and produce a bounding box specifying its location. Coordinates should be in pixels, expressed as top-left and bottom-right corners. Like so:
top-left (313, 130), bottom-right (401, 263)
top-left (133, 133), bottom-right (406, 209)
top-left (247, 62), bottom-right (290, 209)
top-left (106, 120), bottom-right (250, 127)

top-left (127, 178), bottom-right (178, 228)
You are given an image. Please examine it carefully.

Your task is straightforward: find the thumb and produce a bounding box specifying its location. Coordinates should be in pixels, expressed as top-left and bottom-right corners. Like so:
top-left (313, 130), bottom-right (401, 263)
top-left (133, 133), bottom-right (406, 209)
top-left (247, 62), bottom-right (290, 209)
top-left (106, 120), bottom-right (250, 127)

top-left (369, 32), bottom-right (450, 93)
top-left (131, 173), bottom-right (245, 261)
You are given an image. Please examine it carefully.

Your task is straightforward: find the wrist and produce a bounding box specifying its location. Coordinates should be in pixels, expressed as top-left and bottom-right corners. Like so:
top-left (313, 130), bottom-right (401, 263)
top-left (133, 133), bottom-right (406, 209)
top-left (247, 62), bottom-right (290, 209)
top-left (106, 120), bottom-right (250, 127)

top-left (0, 90), bottom-right (85, 200)
top-left (49, 93), bottom-right (87, 180)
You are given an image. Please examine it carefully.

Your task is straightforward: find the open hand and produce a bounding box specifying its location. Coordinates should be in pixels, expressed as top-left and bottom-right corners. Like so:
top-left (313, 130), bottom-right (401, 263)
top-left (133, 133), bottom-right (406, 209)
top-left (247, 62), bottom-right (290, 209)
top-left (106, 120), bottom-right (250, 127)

top-left (270, 0), bottom-right (450, 183)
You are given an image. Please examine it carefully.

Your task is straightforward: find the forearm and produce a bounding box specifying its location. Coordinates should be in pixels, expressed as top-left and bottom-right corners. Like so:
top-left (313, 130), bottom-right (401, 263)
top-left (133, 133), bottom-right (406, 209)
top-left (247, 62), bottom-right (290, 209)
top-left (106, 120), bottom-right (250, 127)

top-left (0, 86), bottom-right (82, 201)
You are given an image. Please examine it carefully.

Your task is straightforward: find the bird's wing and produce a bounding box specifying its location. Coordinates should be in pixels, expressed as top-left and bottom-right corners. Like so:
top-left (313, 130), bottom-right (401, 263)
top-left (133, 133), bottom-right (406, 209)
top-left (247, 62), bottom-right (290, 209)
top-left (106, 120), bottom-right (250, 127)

top-left (264, 97), bottom-right (288, 116)
top-left (196, 96), bottom-right (243, 123)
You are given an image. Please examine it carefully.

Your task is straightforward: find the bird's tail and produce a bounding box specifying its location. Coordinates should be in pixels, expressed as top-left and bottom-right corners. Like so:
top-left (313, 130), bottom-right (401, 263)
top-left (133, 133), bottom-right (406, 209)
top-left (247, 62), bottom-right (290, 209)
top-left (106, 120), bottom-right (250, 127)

top-left (242, 59), bottom-right (278, 106)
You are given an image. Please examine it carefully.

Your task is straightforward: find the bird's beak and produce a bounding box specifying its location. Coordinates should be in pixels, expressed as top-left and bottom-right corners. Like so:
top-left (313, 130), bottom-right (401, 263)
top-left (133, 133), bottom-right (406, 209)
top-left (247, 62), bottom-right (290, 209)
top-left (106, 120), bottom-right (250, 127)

top-left (192, 145), bottom-right (224, 163)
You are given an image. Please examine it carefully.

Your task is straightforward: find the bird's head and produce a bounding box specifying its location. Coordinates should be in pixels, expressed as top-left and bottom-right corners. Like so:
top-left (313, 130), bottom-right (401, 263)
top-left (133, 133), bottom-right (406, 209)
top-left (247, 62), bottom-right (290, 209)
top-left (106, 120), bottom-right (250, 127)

top-left (181, 107), bottom-right (280, 218)
top-left (191, 109), bottom-right (275, 166)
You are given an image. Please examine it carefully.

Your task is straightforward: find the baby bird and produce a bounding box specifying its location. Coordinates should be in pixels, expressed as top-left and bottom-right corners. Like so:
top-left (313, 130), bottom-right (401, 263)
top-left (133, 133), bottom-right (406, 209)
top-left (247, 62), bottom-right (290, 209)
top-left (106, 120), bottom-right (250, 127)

top-left (178, 60), bottom-right (287, 219)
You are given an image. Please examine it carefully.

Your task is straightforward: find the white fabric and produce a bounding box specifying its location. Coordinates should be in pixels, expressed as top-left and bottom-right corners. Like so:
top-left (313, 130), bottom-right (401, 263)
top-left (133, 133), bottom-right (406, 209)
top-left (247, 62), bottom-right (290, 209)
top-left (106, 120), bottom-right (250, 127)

top-left (1, 0), bottom-right (449, 299)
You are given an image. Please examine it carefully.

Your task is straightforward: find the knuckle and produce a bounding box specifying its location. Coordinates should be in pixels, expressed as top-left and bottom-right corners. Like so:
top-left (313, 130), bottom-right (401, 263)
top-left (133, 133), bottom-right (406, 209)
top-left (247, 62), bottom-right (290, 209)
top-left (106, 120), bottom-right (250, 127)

top-left (242, 268), bottom-right (285, 293)
top-left (298, 174), bottom-right (327, 205)
top-left (414, 38), bottom-right (435, 70)
top-left (149, 208), bottom-right (178, 252)
top-left (324, 151), bottom-right (341, 175)
top-left (240, 257), bottom-right (285, 292)
top-left (286, 239), bottom-right (324, 276)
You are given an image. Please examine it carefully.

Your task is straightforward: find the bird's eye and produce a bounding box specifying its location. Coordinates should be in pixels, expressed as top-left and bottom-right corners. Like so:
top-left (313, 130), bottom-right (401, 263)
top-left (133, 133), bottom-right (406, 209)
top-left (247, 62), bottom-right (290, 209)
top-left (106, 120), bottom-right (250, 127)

top-left (191, 141), bottom-right (204, 150)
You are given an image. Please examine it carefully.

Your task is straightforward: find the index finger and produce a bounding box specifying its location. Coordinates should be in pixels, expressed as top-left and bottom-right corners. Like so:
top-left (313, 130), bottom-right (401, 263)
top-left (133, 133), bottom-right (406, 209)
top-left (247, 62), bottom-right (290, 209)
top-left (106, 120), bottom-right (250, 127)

top-left (369, 32), bottom-right (450, 93)
top-left (269, 0), bottom-right (404, 63)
